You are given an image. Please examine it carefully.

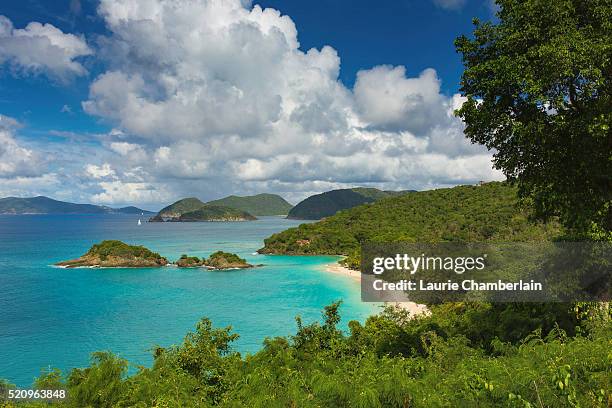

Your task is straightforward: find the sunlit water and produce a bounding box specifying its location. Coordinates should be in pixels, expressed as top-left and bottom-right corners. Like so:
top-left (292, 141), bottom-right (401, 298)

top-left (0, 215), bottom-right (378, 386)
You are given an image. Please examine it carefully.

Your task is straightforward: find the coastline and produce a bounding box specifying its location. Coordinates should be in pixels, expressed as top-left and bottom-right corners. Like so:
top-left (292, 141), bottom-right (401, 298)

top-left (325, 262), bottom-right (361, 282)
top-left (325, 261), bottom-right (429, 317)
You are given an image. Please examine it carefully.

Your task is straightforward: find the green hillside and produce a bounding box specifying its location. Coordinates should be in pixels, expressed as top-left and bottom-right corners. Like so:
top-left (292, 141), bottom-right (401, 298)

top-left (153, 194), bottom-right (291, 221)
top-left (156, 197), bottom-right (207, 218)
top-left (287, 187), bottom-right (410, 220)
top-left (178, 205), bottom-right (257, 221)
top-left (0, 196), bottom-right (152, 215)
top-left (261, 182), bottom-right (561, 267)
top-left (205, 193), bottom-right (293, 216)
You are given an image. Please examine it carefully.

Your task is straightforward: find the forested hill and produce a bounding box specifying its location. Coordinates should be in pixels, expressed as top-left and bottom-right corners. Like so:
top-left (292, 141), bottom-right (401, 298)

top-left (287, 187), bottom-right (410, 220)
top-left (178, 206), bottom-right (257, 221)
top-left (0, 196), bottom-right (152, 215)
top-left (205, 193), bottom-right (293, 216)
top-left (153, 194), bottom-right (292, 220)
top-left (156, 197), bottom-right (207, 218)
top-left (261, 182), bottom-right (561, 266)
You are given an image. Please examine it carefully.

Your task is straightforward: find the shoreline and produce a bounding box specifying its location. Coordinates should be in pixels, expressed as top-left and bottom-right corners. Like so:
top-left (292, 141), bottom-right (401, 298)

top-left (324, 261), bottom-right (429, 317)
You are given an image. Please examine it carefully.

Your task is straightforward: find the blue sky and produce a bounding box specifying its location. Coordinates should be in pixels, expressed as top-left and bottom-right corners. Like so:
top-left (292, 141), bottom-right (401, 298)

top-left (0, 0), bottom-right (502, 209)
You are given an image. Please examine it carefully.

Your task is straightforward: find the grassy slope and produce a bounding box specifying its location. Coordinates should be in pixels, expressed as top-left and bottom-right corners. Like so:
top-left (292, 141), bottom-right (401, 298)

top-left (261, 182), bottom-right (561, 265)
top-left (205, 193), bottom-right (293, 216)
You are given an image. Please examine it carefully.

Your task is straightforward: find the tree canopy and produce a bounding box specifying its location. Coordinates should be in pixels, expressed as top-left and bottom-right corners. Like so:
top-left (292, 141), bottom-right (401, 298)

top-left (455, 0), bottom-right (611, 238)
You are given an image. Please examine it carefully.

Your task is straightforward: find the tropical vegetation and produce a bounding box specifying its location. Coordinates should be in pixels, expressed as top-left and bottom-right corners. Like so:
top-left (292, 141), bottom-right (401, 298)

top-left (262, 182), bottom-right (561, 268)
top-left (175, 252), bottom-right (252, 269)
top-left (204, 251), bottom-right (252, 269)
top-left (155, 197), bottom-right (207, 219)
top-left (1, 302), bottom-right (609, 407)
top-left (152, 194), bottom-right (292, 221)
top-left (2, 0), bottom-right (610, 406)
top-left (175, 254), bottom-right (204, 267)
top-left (455, 0), bottom-right (611, 238)
top-left (287, 188), bottom-right (410, 220)
top-left (205, 193), bottom-right (293, 216)
top-left (177, 206), bottom-right (256, 222)
top-left (55, 240), bottom-right (168, 268)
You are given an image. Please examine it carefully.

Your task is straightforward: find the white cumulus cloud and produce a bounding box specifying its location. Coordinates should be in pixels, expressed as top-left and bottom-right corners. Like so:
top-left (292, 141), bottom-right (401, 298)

top-left (354, 66), bottom-right (448, 134)
top-left (0, 117), bottom-right (45, 178)
top-left (85, 163), bottom-right (117, 179)
top-left (0, 15), bottom-right (91, 80)
top-left (2, 0), bottom-right (503, 207)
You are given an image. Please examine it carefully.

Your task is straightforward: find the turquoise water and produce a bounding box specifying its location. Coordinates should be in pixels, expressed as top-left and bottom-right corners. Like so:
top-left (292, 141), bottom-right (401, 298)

top-left (0, 215), bottom-right (377, 386)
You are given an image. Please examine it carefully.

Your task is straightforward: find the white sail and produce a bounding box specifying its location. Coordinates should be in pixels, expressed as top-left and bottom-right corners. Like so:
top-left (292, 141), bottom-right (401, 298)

top-left (138, 219), bottom-right (142, 225)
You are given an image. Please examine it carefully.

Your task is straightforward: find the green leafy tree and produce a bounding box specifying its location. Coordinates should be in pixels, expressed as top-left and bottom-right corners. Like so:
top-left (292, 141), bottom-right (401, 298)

top-left (455, 0), bottom-right (611, 237)
top-left (65, 352), bottom-right (128, 408)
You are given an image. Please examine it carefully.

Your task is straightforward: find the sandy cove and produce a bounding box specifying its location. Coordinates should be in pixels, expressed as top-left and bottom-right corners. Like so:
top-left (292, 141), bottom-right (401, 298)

top-left (325, 262), bottom-right (429, 317)
top-left (325, 263), bottom-right (361, 282)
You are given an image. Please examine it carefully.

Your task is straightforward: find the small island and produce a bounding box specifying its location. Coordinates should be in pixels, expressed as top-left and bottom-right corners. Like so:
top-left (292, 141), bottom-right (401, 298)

top-left (56, 240), bottom-right (168, 268)
top-left (205, 251), bottom-right (254, 269)
top-left (175, 254), bottom-right (204, 267)
top-left (148, 198), bottom-right (257, 222)
top-left (177, 206), bottom-right (256, 222)
top-left (175, 251), bottom-right (254, 270)
top-left (148, 194), bottom-right (292, 223)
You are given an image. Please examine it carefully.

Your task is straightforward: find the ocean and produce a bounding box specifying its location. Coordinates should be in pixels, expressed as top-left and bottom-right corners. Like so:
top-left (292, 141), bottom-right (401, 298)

top-left (0, 214), bottom-right (378, 386)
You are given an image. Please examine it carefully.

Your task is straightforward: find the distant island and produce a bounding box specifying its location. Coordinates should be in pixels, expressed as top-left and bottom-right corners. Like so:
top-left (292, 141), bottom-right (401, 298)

top-left (56, 240), bottom-right (168, 268)
top-left (286, 187), bottom-right (412, 220)
top-left (149, 193), bottom-right (293, 222)
top-left (205, 193), bottom-right (293, 216)
top-left (153, 197), bottom-right (209, 219)
top-left (176, 251), bottom-right (254, 269)
top-left (176, 206), bottom-right (256, 222)
top-left (150, 197), bottom-right (258, 222)
top-left (0, 196), bottom-right (153, 215)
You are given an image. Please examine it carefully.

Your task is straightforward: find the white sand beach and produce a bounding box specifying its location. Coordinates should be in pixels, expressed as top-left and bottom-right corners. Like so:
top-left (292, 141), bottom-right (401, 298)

top-left (325, 262), bottom-right (429, 317)
top-left (325, 262), bottom-right (361, 282)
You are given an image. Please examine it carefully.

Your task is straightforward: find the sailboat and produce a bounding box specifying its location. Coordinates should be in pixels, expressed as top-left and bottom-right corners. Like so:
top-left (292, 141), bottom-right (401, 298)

top-left (138, 219), bottom-right (142, 226)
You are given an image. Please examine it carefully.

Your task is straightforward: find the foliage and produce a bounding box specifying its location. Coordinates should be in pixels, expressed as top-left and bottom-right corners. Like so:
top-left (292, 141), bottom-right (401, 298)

top-left (2, 2), bottom-right (610, 406)
top-left (65, 352), bottom-right (128, 408)
top-left (175, 252), bottom-right (251, 268)
top-left (455, 0), bottom-right (612, 237)
top-left (287, 188), bottom-right (410, 220)
top-left (262, 182), bottom-right (561, 268)
top-left (3, 302), bottom-right (610, 407)
top-left (207, 251), bottom-right (247, 264)
top-left (157, 194), bottom-right (291, 219)
top-left (86, 240), bottom-right (165, 262)
top-left (178, 205), bottom-right (256, 221)
top-left (205, 193), bottom-right (293, 216)
top-left (204, 251), bottom-right (250, 269)
top-left (176, 254), bottom-right (203, 267)
top-left (157, 197), bottom-right (208, 218)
